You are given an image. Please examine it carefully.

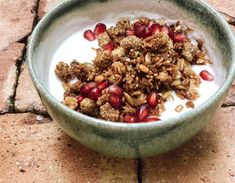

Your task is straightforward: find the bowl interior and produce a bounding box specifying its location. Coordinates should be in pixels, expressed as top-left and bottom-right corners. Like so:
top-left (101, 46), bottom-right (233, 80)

top-left (30, 0), bottom-right (234, 122)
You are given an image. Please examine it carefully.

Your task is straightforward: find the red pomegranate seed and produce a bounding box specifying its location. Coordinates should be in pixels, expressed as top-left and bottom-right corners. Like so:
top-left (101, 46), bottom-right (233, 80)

top-left (108, 84), bottom-right (123, 97)
top-left (88, 87), bottom-right (102, 100)
top-left (109, 94), bottom-right (122, 109)
top-left (199, 70), bottom-right (214, 81)
top-left (126, 30), bottom-right (135, 36)
top-left (76, 95), bottom-right (84, 104)
top-left (124, 115), bottom-right (139, 123)
top-left (148, 23), bottom-right (161, 35)
top-left (103, 41), bottom-right (115, 51)
top-left (83, 29), bottom-right (96, 41)
top-left (143, 116), bottom-right (160, 122)
top-left (97, 80), bottom-right (109, 90)
top-left (147, 91), bottom-right (158, 108)
top-left (80, 82), bottom-right (97, 96)
top-left (137, 104), bottom-right (150, 121)
top-left (160, 25), bottom-right (171, 36)
top-left (134, 22), bottom-right (143, 29)
top-left (172, 33), bottom-right (186, 42)
top-left (94, 23), bottom-right (107, 35)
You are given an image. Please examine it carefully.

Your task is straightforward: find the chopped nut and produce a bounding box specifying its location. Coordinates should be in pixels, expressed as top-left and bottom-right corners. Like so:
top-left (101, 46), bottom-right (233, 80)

top-left (94, 75), bottom-right (104, 83)
top-left (138, 64), bottom-right (150, 73)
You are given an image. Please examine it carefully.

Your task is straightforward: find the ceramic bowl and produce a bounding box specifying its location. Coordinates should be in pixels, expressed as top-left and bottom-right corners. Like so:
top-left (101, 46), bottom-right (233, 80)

top-left (27, 0), bottom-right (235, 158)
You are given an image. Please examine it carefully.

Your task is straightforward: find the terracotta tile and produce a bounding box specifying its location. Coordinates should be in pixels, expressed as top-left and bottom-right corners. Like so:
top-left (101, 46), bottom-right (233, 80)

top-left (208, 0), bottom-right (235, 17)
top-left (38, 0), bottom-right (61, 19)
top-left (142, 107), bottom-right (235, 183)
top-left (0, 0), bottom-right (37, 50)
top-left (0, 43), bottom-right (25, 113)
top-left (15, 63), bottom-right (46, 114)
top-left (0, 113), bottom-right (137, 183)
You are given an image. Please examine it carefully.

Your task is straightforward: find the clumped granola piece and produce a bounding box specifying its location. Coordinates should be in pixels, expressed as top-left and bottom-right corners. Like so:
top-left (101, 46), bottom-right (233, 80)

top-left (97, 32), bottom-right (111, 47)
top-left (112, 47), bottom-right (125, 58)
top-left (120, 36), bottom-right (142, 50)
top-left (64, 96), bottom-right (78, 110)
top-left (106, 26), bottom-right (126, 40)
top-left (116, 18), bottom-right (131, 30)
top-left (55, 62), bottom-right (73, 82)
top-left (93, 50), bottom-right (113, 69)
top-left (80, 98), bottom-right (96, 115)
top-left (182, 42), bottom-right (199, 62)
top-left (70, 61), bottom-right (89, 80)
top-left (99, 103), bottom-right (120, 121)
top-left (143, 33), bottom-right (173, 53)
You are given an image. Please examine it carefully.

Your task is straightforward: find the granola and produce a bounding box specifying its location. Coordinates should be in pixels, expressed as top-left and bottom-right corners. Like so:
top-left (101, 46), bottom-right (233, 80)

top-left (55, 17), bottom-right (214, 123)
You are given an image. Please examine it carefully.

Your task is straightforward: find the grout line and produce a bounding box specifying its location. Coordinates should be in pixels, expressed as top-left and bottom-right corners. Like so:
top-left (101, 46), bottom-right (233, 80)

top-left (137, 159), bottom-right (143, 183)
top-left (9, 0), bottom-right (41, 112)
top-left (0, 110), bottom-right (51, 118)
top-left (8, 46), bottom-right (26, 112)
top-left (221, 103), bottom-right (235, 108)
top-left (219, 11), bottom-right (235, 26)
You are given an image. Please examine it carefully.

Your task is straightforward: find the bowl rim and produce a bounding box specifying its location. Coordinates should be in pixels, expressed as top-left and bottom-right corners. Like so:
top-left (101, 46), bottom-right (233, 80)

top-left (27, 0), bottom-right (235, 131)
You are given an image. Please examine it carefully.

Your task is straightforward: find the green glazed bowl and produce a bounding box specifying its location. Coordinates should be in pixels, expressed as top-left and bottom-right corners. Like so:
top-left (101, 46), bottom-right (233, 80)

top-left (27, 0), bottom-right (235, 158)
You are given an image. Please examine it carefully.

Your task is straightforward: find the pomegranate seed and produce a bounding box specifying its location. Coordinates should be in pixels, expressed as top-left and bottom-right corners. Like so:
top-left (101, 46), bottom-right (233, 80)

top-left (137, 104), bottom-right (150, 121)
top-left (109, 94), bottom-right (122, 109)
top-left (148, 23), bottom-right (161, 35)
top-left (88, 87), bottom-right (102, 100)
top-left (83, 29), bottom-right (96, 41)
top-left (172, 33), bottom-right (186, 42)
top-left (80, 82), bottom-right (97, 96)
top-left (147, 91), bottom-right (158, 108)
top-left (97, 80), bottom-right (109, 90)
top-left (143, 116), bottom-right (160, 122)
top-left (126, 30), bottom-right (135, 36)
top-left (103, 41), bottom-right (115, 51)
top-left (133, 22), bottom-right (143, 29)
top-left (76, 95), bottom-right (84, 104)
top-left (94, 23), bottom-right (106, 35)
top-left (199, 70), bottom-right (214, 81)
top-left (160, 25), bottom-right (171, 36)
top-left (108, 84), bottom-right (123, 97)
top-left (124, 115), bottom-right (139, 123)
top-left (134, 25), bottom-right (146, 38)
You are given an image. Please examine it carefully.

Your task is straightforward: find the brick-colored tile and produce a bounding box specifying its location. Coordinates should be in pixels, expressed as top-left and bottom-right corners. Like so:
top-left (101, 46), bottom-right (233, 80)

top-left (38, 0), bottom-right (61, 19)
top-left (0, 113), bottom-right (137, 183)
top-left (15, 63), bottom-right (46, 114)
top-left (0, 1), bottom-right (37, 50)
top-left (142, 107), bottom-right (235, 183)
top-left (0, 43), bottom-right (25, 113)
top-left (208, 0), bottom-right (235, 17)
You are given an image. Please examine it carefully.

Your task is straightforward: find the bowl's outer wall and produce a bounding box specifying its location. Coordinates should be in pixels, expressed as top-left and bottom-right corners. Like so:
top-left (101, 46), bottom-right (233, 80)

top-left (28, 0), bottom-right (235, 158)
top-left (40, 90), bottom-right (224, 158)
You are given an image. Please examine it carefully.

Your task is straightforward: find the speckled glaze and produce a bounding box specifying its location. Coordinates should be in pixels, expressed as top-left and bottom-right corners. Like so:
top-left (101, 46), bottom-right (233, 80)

top-left (27, 0), bottom-right (235, 158)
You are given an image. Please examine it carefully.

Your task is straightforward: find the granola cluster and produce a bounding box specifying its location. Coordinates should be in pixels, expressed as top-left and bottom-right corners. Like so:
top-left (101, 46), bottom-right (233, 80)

top-left (55, 17), bottom-right (212, 123)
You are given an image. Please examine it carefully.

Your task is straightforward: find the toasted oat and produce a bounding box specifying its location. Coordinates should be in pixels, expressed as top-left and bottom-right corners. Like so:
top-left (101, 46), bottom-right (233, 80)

top-left (186, 101), bottom-right (195, 108)
top-left (175, 105), bottom-right (184, 113)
